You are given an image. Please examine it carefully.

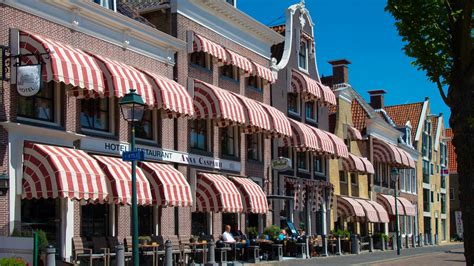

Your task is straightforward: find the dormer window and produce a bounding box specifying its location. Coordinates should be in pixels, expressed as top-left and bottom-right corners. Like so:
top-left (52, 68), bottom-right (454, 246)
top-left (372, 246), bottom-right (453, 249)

top-left (406, 128), bottom-right (412, 146)
top-left (298, 40), bottom-right (308, 70)
top-left (94, 0), bottom-right (116, 11)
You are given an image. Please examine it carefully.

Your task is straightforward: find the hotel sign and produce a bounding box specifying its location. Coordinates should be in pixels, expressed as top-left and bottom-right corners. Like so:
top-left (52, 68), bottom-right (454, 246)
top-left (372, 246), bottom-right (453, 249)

top-left (271, 157), bottom-right (291, 171)
top-left (16, 64), bottom-right (42, 97)
top-left (80, 138), bottom-right (241, 172)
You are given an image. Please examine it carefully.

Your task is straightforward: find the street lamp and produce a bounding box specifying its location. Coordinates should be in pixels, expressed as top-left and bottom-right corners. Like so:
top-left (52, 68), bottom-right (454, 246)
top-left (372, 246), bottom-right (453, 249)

top-left (391, 167), bottom-right (401, 256)
top-left (119, 89), bottom-right (145, 266)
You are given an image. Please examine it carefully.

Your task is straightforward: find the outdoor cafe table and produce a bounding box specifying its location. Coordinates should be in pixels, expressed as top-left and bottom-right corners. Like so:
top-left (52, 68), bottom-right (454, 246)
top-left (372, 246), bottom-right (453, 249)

top-left (186, 242), bottom-right (208, 263)
top-left (139, 243), bottom-right (161, 266)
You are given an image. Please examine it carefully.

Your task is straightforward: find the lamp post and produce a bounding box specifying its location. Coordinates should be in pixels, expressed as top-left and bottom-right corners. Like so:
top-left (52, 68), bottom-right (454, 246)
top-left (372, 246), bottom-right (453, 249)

top-left (119, 89), bottom-right (145, 266)
top-left (391, 167), bottom-right (401, 256)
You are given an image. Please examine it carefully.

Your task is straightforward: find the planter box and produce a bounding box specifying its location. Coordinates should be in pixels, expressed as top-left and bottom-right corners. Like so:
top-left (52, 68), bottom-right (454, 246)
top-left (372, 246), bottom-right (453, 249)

top-left (0, 236), bottom-right (34, 265)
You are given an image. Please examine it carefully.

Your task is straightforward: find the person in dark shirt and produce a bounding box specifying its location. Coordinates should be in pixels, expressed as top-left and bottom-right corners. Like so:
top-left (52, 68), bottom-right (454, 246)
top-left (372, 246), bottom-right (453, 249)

top-left (231, 224), bottom-right (246, 240)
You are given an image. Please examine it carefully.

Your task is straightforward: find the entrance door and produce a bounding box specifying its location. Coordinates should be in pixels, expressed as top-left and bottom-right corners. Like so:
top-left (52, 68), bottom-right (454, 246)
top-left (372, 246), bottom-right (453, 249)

top-left (21, 199), bottom-right (61, 248)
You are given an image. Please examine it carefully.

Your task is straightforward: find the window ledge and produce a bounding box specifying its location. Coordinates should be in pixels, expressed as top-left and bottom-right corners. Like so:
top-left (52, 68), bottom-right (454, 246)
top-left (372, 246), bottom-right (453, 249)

top-left (305, 118), bottom-right (318, 127)
top-left (81, 128), bottom-right (117, 140)
top-left (221, 154), bottom-right (240, 161)
top-left (246, 85), bottom-right (263, 94)
top-left (288, 111), bottom-right (301, 120)
top-left (190, 63), bottom-right (212, 73)
top-left (190, 148), bottom-right (212, 157)
top-left (136, 138), bottom-right (160, 147)
top-left (298, 66), bottom-right (309, 74)
top-left (16, 116), bottom-right (62, 129)
top-left (219, 75), bottom-right (240, 84)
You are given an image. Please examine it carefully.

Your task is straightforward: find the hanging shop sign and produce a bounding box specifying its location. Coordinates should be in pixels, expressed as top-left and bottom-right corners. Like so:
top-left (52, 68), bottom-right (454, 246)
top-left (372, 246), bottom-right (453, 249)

top-left (271, 157), bottom-right (292, 171)
top-left (16, 64), bottom-right (41, 96)
top-left (80, 138), bottom-right (241, 172)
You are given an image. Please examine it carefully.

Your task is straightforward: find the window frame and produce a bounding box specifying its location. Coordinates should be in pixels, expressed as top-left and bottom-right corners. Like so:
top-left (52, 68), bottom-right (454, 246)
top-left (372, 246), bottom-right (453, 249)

top-left (305, 101), bottom-right (318, 123)
top-left (350, 173), bottom-right (358, 186)
top-left (246, 133), bottom-right (262, 162)
top-left (94, 0), bottom-right (116, 11)
top-left (339, 170), bottom-right (347, 183)
top-left (17, 81), bottom-right (61, 126)
top-left (287, 92), bottom-right (300, 116)
top-left (298, 39), bottom-right (308, 71)
top-left (220, 126), bottom-right (240, 158)
top-left (135, 109), bottom-right (160, 144)
top-left (313, 156), bottom-right (325, 176)
top-left (80, 97), bottom-right (115, 136)
top-left (296, 151), bottom-right (309, 172)
top-left (246, 75), bottom-right (264, 92)
top-left (190, 119), bottom-right (210, 152)
top-left (220, 64), bottom-right (240, 82)
top-left (190, 51), bottom-right (213, 71)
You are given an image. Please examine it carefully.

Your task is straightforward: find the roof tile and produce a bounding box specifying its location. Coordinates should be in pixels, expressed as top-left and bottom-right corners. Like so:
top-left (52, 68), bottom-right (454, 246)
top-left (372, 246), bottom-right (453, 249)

top-left (351, 99), bottom-right (369, 131)
top-left (384, 102), bottom-right (424, 140)
top-left (445, 128), bottom-right (457, 173)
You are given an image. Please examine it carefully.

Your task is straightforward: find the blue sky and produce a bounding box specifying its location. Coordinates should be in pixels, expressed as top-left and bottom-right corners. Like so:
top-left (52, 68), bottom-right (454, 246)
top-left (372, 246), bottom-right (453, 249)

top-left (238, 0), bottom-right (451, 126)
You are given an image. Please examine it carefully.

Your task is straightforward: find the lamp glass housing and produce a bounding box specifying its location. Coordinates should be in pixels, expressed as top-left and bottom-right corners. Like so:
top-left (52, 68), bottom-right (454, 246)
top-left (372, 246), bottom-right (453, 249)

top-left (118, 89), bottom-right (145, 122)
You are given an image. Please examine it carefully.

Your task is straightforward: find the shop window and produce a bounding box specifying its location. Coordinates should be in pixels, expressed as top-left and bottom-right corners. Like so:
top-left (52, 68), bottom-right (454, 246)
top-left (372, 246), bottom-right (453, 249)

top-left (221, 126), bottom-right (239, 158)
top-left (247, 134), bottom-right (262, 161)
top-left (136, 109), bottom-right (155, 141)
top-left (351, 173), bottom-right (358, 185)
top-left (298, 40), bottom-right (308, 70)
top-left (305, 101), bottom-right (317, 122)
top-left (21, 198), bottom-right (60, 248)
top-left (80, 98), bottom-right (111, 132)
top-left (314, 156), bottom-right (324, 175)
top-left (137, 206), bottom-right (154, 236)
top-left (191, 212), bottom-right (209, 236)
top-left (247, 76), bottom-right (263, 91)
top-left (17, 81), bottom-right (56, 123)
top-left (81, 204), bottom-right (109, 238)
top-left (190, 120), bottom-right (208, 151)
top-left (297, 152), bottom-right (308, 171)
top-left (222, 213), bottom-right (238, 231)
top-left (288, 93), bottom-right (299, 114)
top-left (94, 0), bottom-right (116, 11)
top-left (220, 65), bottom-right (239, 81)
top-left (190, 51), bottom-right (212, 70)
top-left (339, 170), bottom-right (347, 183)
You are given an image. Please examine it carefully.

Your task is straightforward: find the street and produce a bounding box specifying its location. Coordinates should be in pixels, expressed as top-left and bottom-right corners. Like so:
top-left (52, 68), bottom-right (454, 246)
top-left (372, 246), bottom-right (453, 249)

top-left (256, 244), bottom-right (465, 266)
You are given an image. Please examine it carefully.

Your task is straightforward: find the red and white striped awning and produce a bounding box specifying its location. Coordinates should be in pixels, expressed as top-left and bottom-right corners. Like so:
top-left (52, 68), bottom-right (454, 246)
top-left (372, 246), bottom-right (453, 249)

top-left (367, 200), bottom-right (390, 223)
top-left (229, 176), bottom-right (268, 214)
top-left (193, 33), bottom-right (227, 62)
top-left (398, 197), bottom-right (416, 216)
top-left (93, 155), bottom-right (152, 205)
top-left (91, 54), bottom-right (156, 106)
top-left (260, 104), bottom-right (292, 138)
top-left (19, 31), bottom-right (106, 95)
top-left (324, 131), bottom-right (349, 158)
top-left (231, 92), bottom-right (271, 133)
top-left (377, 194), bottom-right (405, 216)
top-left (252, 62), bottom-right (275, 83)
top-left (342, 153), bottom-right (375, 174)
top-left (285, 119), bottom-right (320, 151)
top-left (22, 142), bottom-right (108, 202)
top-left (347, 125), bottom-right (363, 140)
top-left (139, 162), bottom-right (193, 207)
top-left (337, 196), bottom-right (366, 220)
top-left (193, 79), bottom-right (246, 126)
top-left (141, 70), bottom-right (194, 118)
top-left (291, 69), bottom-right (336, 106)
top-left (225, 49), bottom-right (253, 73)
top-left (195, 173), bottom-right (243, 213)
top-left (373, 138), bottom-right (415, 168)
top-left (310, 126), bottom-right (336, 155)
top-left (355, 199), bottom-right (380, 223)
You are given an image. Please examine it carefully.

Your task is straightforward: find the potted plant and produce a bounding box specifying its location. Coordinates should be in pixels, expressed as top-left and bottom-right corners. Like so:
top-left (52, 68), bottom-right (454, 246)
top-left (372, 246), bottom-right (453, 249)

top-left (263, 225), bottom-right (281, 241)
top-left (0, 257), bottom-right (28, 266)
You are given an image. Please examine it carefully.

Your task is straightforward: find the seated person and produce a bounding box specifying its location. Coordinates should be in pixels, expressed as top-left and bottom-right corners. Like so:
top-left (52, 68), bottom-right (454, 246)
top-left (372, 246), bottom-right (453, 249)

top-left (278, 229), bottom-right (288, 241)
top-left (223, 225), bottom-right (236, 243)
top-left (231, 224), bottom-right (246, 240)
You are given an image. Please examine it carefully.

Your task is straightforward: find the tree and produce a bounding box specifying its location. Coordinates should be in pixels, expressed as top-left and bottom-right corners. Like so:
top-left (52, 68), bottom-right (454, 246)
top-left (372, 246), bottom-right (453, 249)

top-left (385, 0), bottom-right (473, 264)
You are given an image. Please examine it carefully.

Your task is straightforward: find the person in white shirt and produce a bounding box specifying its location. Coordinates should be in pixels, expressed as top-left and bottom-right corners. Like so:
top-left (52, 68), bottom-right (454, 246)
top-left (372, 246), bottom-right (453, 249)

top-left (223, 225), bottom-right (236, 243)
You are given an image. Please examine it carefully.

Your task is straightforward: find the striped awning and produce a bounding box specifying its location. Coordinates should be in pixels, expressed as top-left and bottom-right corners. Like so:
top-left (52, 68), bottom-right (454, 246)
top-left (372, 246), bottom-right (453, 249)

top-left (139, 162), bottom-right (193, 207)
top-left (193, 79), bottom-right (246, 126)
top-left (377, 194), bottom-right (405, 216)
top-left (310, 126), bottom-right (336, 155)
top-left (193, 33), bottom-right (227, 62)
top-left (337, 196), bottom-right (366, 220)
top-left (195, 173), bottom-right (243, 213)
top-left (373, 138), bottom-right (415, 168)
top-left (252, 62), bottom-right (275, 83)
top-left (19, 31), bottom-right (105, 95)
top-left (285, 119), bottom-right (320, 151)
top-left (368, 200), bottom-right (390, 223)
top-left (92, 54), bottom-right (155, 106)
top-left (229, 176), bottom-right (268, 214)
top-left (355, 199), bottom-right (380, 223)
top-left (325, 131), bottom-right (349, 158)
top-left (347, 125), bottom-right (363, 140)
top-left (231, 92), bottom-right (271, 133)
top-left (260, 104), bottom-right (292, 138)
top-left (93, 155), bottom-right (152, 205)
top-left (342, 153), bottom-right (375, 174)
top-left (291, 69), bottom-right (336, 106)
top-left (225, 49), bottom-right (253, 73)
top-left (141, 70), bottom-right (194, 118)
top-left (22, 142), bottom-right (108, 202)
top-left (398, 197), bottom-right (416, 216)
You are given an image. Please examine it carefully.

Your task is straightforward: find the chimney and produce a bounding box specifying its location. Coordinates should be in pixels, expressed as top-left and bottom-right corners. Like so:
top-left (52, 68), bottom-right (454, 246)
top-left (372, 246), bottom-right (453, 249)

top-left (368, 90), bottom-right (387, 109)
top-left (328, 59), bottom-right (351, 84)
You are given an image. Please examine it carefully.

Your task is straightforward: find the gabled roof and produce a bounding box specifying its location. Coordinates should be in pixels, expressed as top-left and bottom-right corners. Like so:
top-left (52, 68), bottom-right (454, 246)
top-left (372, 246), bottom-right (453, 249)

top-left (445, 128), bottom-right (457, 173)
top-left (432, 116), bottom-right (439, 138)
top-left (351, 99), bottom-right (370, 131)
top-left (384, 102), bottom-right (424, 141)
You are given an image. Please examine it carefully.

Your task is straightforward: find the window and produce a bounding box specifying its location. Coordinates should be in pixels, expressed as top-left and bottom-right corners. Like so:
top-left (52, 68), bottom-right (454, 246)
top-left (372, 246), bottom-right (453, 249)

top-left (94, 0), bottom-right (116, 11)
top-left (339, 170), bottom-right (347, 183)
top-left (298, 40), bottom-right (308, 70)
top-left (225, 0), bottom-right (236, 6)
top-left (431, 191), bottom-right (434, 203)
top-left (423, 160), bottom-right (430, 183)
top-left (190, 120), bottom-right (208, 151)
top-left (313, 157), bottom-right (324, 175)
top-left (423, 189), bottom-right (430, 212)
top-left (220, 65), bottom-right (239, 81)
top-left (440, 143), bottom-right (447, 166)
top-left (297, 152), bottom-right (308, 171)
top-left (21, 199), bottom-right (60, 248)
top-left (400, 170), bottom-right (406, 191)
top-left (450, 188), bottom-right (454, 200)
top-left (430, 163), bottom-right (434, 175)
top-left (351, 173), bottom-right (358, 185)
top-left (81, 204), bottom-right (109, 238)
top-left (221, 127), bottom-right (239, 157)
top-left (80, 98), bottom-right (111, 132)
top-left (191, 212), bottom-right (209, 236)
top-left (18, 81), bottom-right (55, 122)
top-left (190, 51), bottom-right (212, 70)
top-left (247, 76), bottom-right (263, 91)
top-left (406, 127), bottom-right (412, 146)
top-left (305, 101), bottom-right (317, 121)
top-left (247, 134), bottom-right (261, 161)
top-left (138, 206), bottom-right (154, 236)
top-left (136, 109), bottom-right (154, 140)
top-left (288, 93), bottom-right (299, 114)
top-left (411, 170), bottom-right (417, 194)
